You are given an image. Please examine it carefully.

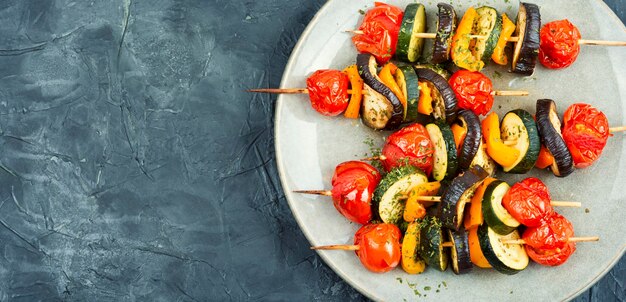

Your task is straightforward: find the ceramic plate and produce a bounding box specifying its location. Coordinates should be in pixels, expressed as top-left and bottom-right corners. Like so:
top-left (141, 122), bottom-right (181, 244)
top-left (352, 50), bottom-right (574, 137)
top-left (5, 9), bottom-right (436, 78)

top-left (275, 1), bottom-right (626, 301)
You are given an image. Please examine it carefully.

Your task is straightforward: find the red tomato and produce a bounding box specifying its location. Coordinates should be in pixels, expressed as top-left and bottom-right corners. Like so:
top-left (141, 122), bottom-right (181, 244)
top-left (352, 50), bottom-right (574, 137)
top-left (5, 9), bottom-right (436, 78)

top-left (352, 2), bottom-right (404, 64)
top-left (306, 69), bottom-right (350, 116)
top-left (331, 161), bottom-right (381, 224)
top-left (525, 241), bottom-right (576, 266)
top-left (562, 103), bottom-right (610, 168)
top-left (448, 70), bottom-right (494, 116)
top-left (353, 223), bottom-right (402, 273)
top-left (522, 212), bottom-right (574, 250)
top-left (502, 177), bottom-right (553, 227)
top-left (381, 123), bottom-right (434, 176)
top-left (539, 20), bottom-right (582, 69)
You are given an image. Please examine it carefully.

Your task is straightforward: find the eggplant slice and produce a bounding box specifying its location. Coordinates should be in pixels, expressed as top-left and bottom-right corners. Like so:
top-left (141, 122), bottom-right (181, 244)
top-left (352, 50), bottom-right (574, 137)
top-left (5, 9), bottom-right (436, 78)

top-left (413, 68), bottom-right (458, 123)
top-left (437, 165), bottom-right (489, 230)
top-left (432, 3), bottom-right (457, 64)
top-left (511, 2), bottom-right (541, 75)
top-left (456, 110), bottom-right (482, 171)
top-left (536, 99), bottom-right (574, 177)
top-left (447, 228), bottom-right (472, 274)
top-left (357, 54), bottom-right (404, 130)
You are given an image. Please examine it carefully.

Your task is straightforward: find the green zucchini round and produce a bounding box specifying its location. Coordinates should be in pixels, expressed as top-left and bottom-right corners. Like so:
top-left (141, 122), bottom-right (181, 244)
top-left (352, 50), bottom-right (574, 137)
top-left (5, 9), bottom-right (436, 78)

top-left (396, 3), bottom-right (427, 63)
top-left (372, 165), bottom-right (428, 225)
top-left (481, 180), bottom-right (520, 235)
top-left (395, 63), bottom-right (419, 122)
top-left (426, 122), bottom-right (458, 181)
top-left (478, 224), bottom-right (529, 275)
top-left (418, 216), bottom-right (449, 271)
top-left (473, 6), bottom-right (503, 62)
top-left (500, 109), bottom-right (541, 173)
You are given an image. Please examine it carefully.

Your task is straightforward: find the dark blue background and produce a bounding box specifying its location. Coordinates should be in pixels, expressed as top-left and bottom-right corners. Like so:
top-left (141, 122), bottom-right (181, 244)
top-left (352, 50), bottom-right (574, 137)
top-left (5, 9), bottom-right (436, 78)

top-left (0, 0), bottom-right (622, 301)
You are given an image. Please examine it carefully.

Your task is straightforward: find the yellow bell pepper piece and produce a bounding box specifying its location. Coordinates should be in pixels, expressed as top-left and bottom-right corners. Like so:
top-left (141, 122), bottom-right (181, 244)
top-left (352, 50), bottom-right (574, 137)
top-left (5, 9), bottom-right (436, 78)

top-left (491, 13), bottom-right (516, 66)
top-left (379, 63), bottom-right (407, 119)
top-left (401, 222), bottom-right (427, 274)
top-left (451, 7), bottom-right (484, 71)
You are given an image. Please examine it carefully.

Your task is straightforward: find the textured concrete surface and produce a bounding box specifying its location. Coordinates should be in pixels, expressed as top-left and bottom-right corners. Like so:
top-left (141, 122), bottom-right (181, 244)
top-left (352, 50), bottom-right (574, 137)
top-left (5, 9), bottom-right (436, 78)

top-left (0, 0), bottom-right (622, 301)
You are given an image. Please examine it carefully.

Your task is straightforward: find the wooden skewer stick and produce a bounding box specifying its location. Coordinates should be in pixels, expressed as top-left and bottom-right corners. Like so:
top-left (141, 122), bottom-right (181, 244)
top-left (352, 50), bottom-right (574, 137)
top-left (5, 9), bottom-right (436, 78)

top-left (492, 90), bottom-right (529, 96)
top-left (409, 195), bottom-right (581, 207)
top-left (311, 244), bottom-right (360, 250)
top-left (503, 236), bottom-right (599, 245)
top-left (609, 126), bottom-right (626, 133)
top-left (349, 31), bottom-right (625, 46)
top-left (360, 155), bottom-right (387, 161)
top-left (293, 190), bottom-right (332, 196)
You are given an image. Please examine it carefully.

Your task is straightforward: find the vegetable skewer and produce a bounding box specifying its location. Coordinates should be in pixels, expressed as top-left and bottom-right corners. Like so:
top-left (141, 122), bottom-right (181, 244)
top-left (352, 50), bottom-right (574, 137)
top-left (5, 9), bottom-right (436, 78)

top-left (248, 87), bottom-right (527, 96)
top-left (503, 236), bottom-right (599, 245)
top-left (348, 30), bottom-right (626, 46)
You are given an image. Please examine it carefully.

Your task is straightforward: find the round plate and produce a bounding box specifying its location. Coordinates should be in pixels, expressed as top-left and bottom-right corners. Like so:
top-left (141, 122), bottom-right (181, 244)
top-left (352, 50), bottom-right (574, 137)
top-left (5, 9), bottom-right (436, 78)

top-left (275, 1), bottom-right (626, 301)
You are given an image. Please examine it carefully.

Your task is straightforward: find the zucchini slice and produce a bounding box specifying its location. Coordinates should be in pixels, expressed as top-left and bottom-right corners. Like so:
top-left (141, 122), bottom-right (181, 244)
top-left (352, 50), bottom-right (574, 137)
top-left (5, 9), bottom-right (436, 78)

top-left (437, 165), bottom-right (489, 230)
top-left (536, 99), bottom-right (574, 177)
top-left (396, 63), bottom-right (419, 122)
top-left (402, 221), bottom-right (427, 274)
top-left (478, 224), bottom-right (529, 275)
top-left (372, 166), bottom-right (428, 224)
top-left (426, 122), bottom-right (458, 181)
top-left (357, 54), bottom-right (404, 130)
top-left (414, 68), bottom-right (459, 124)
top-left (432, 3), bottom-right (457, 64)
top-left (456, 110), bottom-right (482, 171)
top-left (511, 3), bottom-right (541, 75)
top-left (473, 6), bottom-right (503, 62)
top-left (481, 180), bottom-right (520, 235)
top-left (500, 109), bottom-right (540, 173)
top-left (397, 3), bottom-right (427, 63)
top-left (447, 228), bottom-right (472, 274)
top-left (418, 216), bottom-right (449, 271)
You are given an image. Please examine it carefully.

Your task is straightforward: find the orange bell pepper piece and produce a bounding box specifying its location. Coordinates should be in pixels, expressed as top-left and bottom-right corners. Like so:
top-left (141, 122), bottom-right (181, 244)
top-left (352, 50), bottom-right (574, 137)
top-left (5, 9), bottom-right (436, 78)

top-left (451, 7), bottom-right (484, 71)
top-left (417, 81), bottom-right (433, 115)
top-left (451, 123), bottom-right (467, 154)
top-left (491, 13), bottom-right (516, 66)
top-left (468, 226), bottom-right (492, 268)
top-left (481, 112), bottom-right (520, 167)
top-left (403, 181), bottom-right (441, 222)
top-left (342, 64), bottom-right (364, 119)
top-left (535, 145), bottom-right (555, 169)
top-left (464, 177), bottom-right (496, 230)
top-left (379, 63), bottom-right (407, 118)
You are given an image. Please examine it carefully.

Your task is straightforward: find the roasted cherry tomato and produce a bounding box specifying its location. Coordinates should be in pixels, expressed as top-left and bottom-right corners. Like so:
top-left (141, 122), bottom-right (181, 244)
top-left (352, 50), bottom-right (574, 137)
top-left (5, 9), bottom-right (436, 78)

top-left (352, 2), bottom-right (404, 64)
top-left (525, 241), bottom-right (576, 266)
top-left (502, 177), bottom-right (553, 227)
top-left (539, 20), bottom-right (582, 69)
top-left (306, 69), bottom-right (350, 116)
top-left (562, 103), bottom-right (610, 168)
top-left (353, 223), bottom-right (402, 273)
top-left (448, 70), bottom-right (494, 116)
top-left (381, 123), bottom-right (435, 176)
top-left (523, 212), bottom-right (574, 250)
top-left (331, 161), bottom-right (381, 224)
